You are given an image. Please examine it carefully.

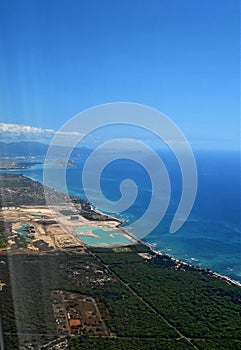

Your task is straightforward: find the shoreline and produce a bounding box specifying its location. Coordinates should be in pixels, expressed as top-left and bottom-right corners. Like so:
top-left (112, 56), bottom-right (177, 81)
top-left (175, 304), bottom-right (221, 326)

top-left (144, 242), bottom-right (241, 288)
top-left (2, 171), bottom-right (241, 288)
top-left (88, 203), bottom-right (124, 226)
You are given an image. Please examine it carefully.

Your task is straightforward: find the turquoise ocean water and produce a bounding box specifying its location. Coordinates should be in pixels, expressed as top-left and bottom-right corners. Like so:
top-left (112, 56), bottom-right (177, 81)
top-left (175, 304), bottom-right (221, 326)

top-left (7, 150), bottom-right (241, 282)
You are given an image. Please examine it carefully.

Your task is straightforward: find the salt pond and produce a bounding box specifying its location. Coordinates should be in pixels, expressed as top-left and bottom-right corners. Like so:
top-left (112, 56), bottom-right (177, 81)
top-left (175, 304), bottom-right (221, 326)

top-left (76, 226), bottom-right (132, 246)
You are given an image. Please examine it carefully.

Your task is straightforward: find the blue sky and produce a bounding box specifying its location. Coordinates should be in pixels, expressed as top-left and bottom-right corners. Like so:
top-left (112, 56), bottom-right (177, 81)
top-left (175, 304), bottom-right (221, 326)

top-left (0, 0), bottom-right (240, 150)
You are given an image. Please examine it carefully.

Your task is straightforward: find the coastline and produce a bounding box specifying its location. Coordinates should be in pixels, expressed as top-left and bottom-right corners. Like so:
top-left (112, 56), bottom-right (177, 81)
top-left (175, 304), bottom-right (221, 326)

top-left (85, 206), bottom-right (241, 289)
top-left (2, 171), bottom-right (241, 288)
top-left (146, 243), bottom-right (241, 289)
top-left (79, 201), bottom-right (241, 288)
top-left (88, 203), bottom-right (123, 226)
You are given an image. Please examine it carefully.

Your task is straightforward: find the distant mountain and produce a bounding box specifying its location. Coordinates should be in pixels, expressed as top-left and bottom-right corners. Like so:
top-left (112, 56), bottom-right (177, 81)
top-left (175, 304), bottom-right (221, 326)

top-left (0, 141), bottom-right (48, 157)
top-left (0, 141), bottom-right (91, 158)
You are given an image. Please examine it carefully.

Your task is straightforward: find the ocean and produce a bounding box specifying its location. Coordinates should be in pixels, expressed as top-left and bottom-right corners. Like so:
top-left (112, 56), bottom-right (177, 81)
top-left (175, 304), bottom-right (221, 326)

top-left (7, 149), bottom-right (241, 283)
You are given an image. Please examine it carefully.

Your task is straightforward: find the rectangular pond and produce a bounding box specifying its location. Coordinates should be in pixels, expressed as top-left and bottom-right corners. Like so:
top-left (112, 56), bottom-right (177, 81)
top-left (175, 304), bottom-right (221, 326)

top-left (75, 226), bottom-right (132, 246)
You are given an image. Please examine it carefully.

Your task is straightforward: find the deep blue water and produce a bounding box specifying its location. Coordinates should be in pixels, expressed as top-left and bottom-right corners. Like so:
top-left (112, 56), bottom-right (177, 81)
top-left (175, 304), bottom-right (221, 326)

top-left (7, 150), bottom-right (241, 282)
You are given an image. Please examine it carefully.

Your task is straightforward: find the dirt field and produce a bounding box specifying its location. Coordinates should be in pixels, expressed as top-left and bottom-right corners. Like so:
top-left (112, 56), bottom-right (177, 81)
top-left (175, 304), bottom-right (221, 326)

top-left (0, 205), bottom-right (134, 252)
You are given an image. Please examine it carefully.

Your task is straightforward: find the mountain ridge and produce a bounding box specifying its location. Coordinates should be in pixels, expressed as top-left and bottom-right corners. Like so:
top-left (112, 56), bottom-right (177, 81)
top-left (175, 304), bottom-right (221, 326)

top-left (0, 141), bottom-right (91, 158)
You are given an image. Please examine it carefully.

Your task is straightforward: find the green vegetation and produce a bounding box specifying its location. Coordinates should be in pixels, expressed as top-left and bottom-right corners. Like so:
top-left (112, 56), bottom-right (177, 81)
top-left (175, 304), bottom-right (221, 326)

top-left (93, 283), bottom-right (177, 338)
top-left (112, 246), bottom-right (132, 253)
top-left (0, 253), bottom-right (177, 349)
top-left (1, 247), bottom-right (241, 349)
top-left (0, 173), bottom-right (81, 207)
top-left (193, 339), bottom-right (241, 350)
top-left (0, 234), bottom-right (7, 248)
top-left (0, 173), bottom-right (240, 349)
top-left (90, 242), bottom-right (153, 255)
top-left (69, 337), bottom-right (193, 350)
top-left (18, 235), bottom-right (28, 248)
top-left (94, 248), bottom-right (241, 348)
top-left (0, 221), bottom-right (11, 248)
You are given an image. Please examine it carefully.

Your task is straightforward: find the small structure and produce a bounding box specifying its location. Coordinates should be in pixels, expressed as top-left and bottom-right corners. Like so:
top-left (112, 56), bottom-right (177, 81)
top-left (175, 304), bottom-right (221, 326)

top-left (70, 215), bottom-right (79, 220)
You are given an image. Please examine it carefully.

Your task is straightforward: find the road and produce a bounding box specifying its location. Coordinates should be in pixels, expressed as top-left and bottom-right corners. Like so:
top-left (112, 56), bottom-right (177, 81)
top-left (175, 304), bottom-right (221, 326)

top-left (91, 250), bottom-right (200, 350)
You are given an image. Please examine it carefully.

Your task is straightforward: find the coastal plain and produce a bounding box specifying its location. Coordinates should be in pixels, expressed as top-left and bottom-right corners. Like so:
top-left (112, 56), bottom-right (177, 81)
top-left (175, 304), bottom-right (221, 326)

top-left (0, 174), bottom-right (241, 350)
top-left (0, 205), bottom-right (133, 253)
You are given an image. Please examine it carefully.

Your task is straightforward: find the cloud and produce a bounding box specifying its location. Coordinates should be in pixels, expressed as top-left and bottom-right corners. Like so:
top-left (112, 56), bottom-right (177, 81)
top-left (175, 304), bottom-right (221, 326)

top-left (0, 123), bottom-right (84, 145)
top-left (0, 123), bottom-right (55, 143)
